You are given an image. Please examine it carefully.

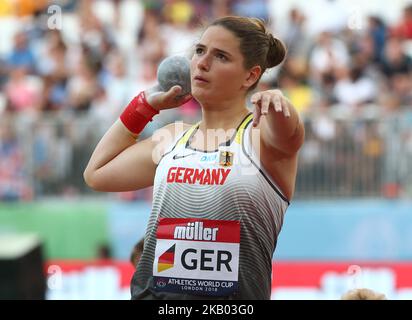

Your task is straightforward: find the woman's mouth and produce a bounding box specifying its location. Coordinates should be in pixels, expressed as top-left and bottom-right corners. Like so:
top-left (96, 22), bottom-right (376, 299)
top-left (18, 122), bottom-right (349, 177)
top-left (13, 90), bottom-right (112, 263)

top-left (193, 76), bottom-right (209, 83)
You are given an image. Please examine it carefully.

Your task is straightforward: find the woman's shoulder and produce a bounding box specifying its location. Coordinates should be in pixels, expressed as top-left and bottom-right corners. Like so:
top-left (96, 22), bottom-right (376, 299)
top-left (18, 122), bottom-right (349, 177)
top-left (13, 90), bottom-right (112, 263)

top-left (156, 122), bottom-right (193, 140)
top-left (150, 122), bottom-right (194, 161)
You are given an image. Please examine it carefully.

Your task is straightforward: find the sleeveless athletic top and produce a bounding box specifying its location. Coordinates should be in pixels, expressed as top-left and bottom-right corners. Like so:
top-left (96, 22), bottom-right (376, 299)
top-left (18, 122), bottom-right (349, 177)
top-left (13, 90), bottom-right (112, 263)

top-left (131, 113), bottom-right (289, 300)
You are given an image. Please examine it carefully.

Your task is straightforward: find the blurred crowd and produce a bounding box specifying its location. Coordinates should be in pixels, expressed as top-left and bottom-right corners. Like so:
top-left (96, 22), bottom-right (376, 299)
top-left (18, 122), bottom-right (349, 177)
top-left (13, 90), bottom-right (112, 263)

top-left (1, 0), bottom-right (412, 201)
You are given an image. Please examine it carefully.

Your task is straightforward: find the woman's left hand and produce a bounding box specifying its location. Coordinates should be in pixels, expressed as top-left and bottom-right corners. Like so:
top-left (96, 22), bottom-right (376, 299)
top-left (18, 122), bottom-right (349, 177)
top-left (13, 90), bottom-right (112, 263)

top-left (250, 89), bottom-right (291, 127)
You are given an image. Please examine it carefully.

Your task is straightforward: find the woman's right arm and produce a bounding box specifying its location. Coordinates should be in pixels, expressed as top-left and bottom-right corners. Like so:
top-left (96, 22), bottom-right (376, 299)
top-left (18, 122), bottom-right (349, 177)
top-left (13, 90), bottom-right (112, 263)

top-left (83, 119), bottom-right (159, 192)
top-left (84, 85), bottom-right (192, 192)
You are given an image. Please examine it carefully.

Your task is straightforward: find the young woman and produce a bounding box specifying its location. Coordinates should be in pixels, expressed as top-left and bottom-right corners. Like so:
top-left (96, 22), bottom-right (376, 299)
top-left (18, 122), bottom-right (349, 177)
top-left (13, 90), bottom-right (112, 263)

top-left (84, 16), bottom-right (305, 300)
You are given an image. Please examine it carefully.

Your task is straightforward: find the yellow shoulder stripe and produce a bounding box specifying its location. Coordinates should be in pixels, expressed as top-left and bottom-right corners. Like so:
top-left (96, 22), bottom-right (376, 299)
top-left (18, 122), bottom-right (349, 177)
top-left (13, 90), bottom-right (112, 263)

top-left (235, 113), bottom-right (254, 145)
top-left (176, 113), bottom-right (253, 147)
top-left (176, 122), bottom-right (200, 146)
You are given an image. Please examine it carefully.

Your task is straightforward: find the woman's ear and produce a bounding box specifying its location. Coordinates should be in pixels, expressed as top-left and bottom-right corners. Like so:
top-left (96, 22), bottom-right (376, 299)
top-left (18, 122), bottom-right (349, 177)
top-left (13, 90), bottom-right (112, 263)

top-left (242, 65), bottom-right (262, 90)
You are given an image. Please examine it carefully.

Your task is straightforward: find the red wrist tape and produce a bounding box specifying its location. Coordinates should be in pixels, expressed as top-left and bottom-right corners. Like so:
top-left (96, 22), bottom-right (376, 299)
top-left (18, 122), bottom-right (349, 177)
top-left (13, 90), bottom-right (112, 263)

top-left (120, 91), bottom-right (159, 134)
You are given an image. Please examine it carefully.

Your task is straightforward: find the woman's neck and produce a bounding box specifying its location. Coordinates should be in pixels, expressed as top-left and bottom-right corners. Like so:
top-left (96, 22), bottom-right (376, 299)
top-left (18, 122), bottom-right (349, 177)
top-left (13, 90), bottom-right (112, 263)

top-left (198, 101), bottom-right (250, 132)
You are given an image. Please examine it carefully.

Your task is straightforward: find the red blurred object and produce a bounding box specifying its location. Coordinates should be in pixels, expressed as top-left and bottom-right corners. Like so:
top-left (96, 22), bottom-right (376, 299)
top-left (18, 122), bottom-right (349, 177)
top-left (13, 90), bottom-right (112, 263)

top-left (382, 183), bottom-right (402, 198)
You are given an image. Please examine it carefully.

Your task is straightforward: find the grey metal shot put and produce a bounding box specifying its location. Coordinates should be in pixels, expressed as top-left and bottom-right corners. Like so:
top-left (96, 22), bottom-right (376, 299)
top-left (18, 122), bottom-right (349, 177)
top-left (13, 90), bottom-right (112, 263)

top-left (157, 55), bottom-right (191, 97)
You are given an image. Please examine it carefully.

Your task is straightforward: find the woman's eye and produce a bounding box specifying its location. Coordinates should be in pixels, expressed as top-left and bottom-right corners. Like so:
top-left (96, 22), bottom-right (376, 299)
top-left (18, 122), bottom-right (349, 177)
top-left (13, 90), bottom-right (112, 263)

top-left (216, 53), bottom-right (227, 61)
top-left (195, 48), bottom-right (204, 54)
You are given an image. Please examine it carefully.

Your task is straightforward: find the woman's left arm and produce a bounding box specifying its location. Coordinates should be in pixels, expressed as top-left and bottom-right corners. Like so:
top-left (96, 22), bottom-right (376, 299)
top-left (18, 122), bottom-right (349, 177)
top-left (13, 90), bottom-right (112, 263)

top-left (251, 89), bottom-right (305, 156)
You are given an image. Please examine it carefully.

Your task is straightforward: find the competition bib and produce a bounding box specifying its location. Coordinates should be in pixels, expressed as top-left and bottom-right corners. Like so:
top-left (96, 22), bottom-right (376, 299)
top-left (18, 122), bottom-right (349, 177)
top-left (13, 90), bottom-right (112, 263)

top-left (152, 218), bottom-right (240, 296)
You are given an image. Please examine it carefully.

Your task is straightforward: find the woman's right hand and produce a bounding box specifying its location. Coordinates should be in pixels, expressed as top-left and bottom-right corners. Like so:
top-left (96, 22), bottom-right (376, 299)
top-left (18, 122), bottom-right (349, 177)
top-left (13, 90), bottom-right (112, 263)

top-left (145, 85), bottom-right (192, 111)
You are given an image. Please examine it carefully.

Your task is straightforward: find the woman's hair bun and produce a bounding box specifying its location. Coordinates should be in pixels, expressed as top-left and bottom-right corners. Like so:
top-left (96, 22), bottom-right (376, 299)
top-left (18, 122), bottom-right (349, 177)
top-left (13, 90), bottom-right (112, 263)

top-left (266, 34), bottom-right (286, 68)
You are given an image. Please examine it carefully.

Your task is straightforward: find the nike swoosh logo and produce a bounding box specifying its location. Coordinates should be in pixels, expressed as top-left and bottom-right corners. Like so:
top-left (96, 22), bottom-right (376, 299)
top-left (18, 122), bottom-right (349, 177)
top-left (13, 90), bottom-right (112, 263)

top-left (173, 153), bottom-right (196, 160)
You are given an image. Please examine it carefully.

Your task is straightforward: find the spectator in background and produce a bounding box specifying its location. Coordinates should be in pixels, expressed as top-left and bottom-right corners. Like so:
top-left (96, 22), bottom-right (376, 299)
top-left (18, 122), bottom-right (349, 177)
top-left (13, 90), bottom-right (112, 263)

top-left (356, 121), bottom-right (384, 194)
top-left (0, 0), bottom-right (48, 17)
top-left (97, 243), bottom-right (113, 266)
top-left (391, 4), bottom-right (412, 40)
top-left (161, 1), bottom-right (200, 57)
top-left (367, 16), bottom-right (387, 64)
top-left (278, 71), bottom-right (314, 115)
top-left (41, 75), bottom-right (68, 112)
top-left (66, 54), bottom-right (99, 113)
top-left (309, 31), bottom-right (350, 91)
top-left (231, 0), bottom-right (269, 20)
top-left (380, 36), bottom-right (412, 106)
top-left (300, 0), bottom-right (349, 36)
top-left (36, 31), bottom-right (69, 112)
top-left (130, 238), bottom-right (145, 268)
top-left (333, 65), bottom-right (377, 110)
top-left (103, 50), bottom-right (131, 107)
top-left (37, 30), bottom-right (68, 78)
top-left (390, 72), bottom-right (412, 106)
top-left (137, 11), bottom-right (166, 67)
top-left (281, 8), bottom-right (309, 59)
top-left (8, 0), bottom-right (48, 17)
top-left (380, 36), bottom-right (412, 78)
top-left (0, 0), bottom-right (13, 16)
top-left (5, 66), bottom-right (43, 113)
top-left (211, 0), bottom-right (231, 18)
top-left (0, 114), bottom-right (33, 201)
top-left (163, 0), bottom-right (194, 26)
top-left (7, 31), bottom-right (36, 73)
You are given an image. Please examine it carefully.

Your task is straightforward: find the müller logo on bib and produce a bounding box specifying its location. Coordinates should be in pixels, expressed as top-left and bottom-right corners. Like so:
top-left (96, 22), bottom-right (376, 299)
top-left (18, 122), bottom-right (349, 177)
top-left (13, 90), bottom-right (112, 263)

top-left (174, 221), bottom-right (219, 241)
top-left (153, 218), bottom-right (240, 296)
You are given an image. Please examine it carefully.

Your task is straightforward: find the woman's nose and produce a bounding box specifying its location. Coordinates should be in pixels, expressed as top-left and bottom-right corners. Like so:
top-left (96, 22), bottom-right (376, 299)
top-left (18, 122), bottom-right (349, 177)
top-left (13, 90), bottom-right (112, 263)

top-left (197, 55), bottom-right (210, 71)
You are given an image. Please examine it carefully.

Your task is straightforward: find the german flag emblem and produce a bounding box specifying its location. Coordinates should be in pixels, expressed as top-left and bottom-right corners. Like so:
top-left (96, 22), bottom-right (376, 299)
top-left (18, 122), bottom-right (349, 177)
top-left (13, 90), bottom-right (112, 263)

top-left (157, 244), bottom-right (175, 272)
top-left (219, 151), bottom-right (233, 167)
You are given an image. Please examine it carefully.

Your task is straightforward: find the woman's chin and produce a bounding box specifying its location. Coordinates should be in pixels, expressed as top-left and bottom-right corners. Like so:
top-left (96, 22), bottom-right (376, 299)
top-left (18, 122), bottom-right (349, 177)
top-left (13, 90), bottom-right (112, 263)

top-left (191, 89), bottom-right (209, 102)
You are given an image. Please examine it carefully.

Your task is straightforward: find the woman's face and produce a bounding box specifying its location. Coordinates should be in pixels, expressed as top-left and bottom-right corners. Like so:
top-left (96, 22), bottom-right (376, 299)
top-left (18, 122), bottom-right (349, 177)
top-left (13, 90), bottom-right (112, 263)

top-left (190, 26), bottom-right (255, 104)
